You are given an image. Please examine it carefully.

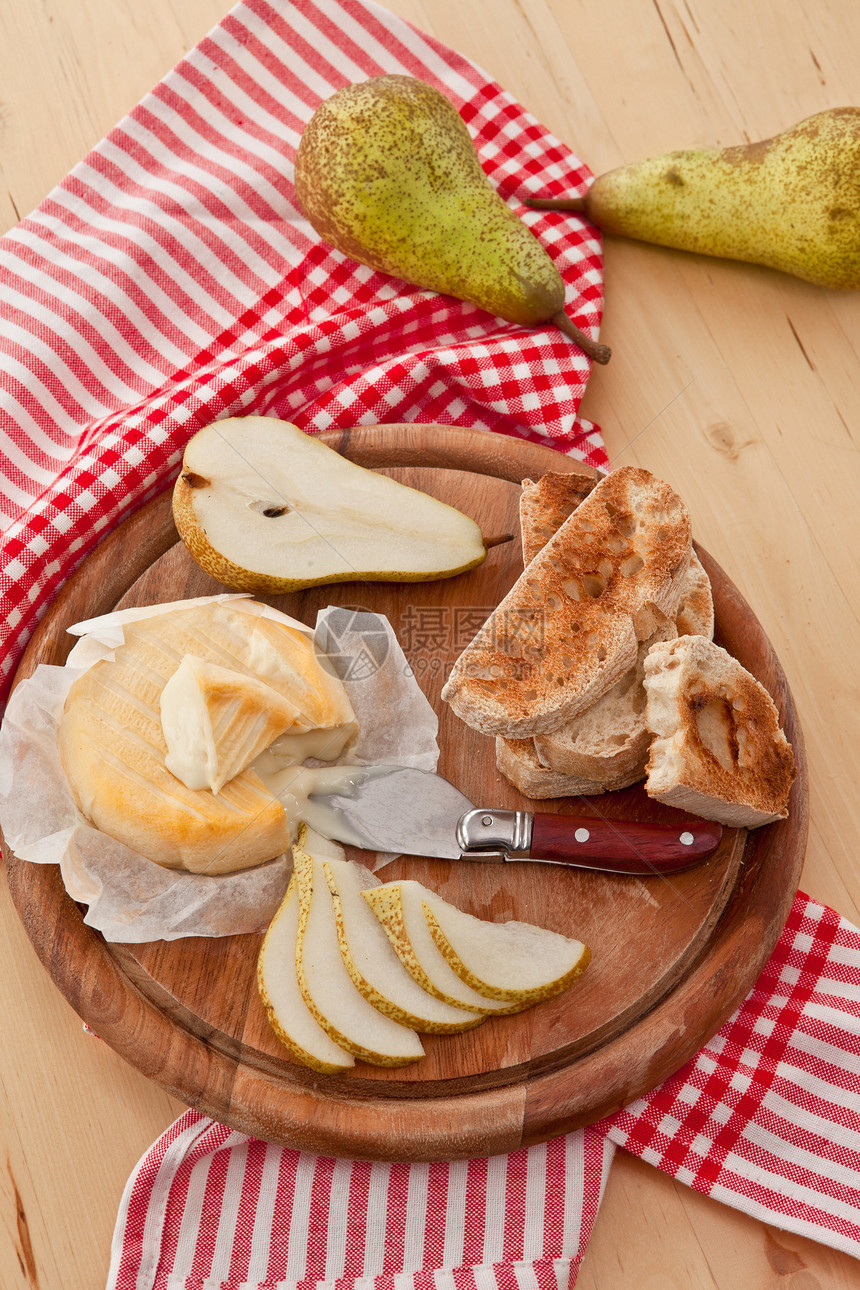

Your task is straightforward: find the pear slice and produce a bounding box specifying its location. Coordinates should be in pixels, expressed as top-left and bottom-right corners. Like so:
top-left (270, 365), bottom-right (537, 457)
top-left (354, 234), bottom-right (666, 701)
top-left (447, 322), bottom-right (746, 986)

top-left (323, 858), bottom-right (485, 1034)
top-left (361, 885), bottom-right (525, 1015)
top-left (293, 846), bottom-right (424, 1067)
top-left (416, 884), bottom-right (591, 1004)
top-left (257, 874), bottom-right (355, 1074)
top-left (172, 417), bottom-right (487, 593)
top-left (160, 654), bottom-right (302, 793)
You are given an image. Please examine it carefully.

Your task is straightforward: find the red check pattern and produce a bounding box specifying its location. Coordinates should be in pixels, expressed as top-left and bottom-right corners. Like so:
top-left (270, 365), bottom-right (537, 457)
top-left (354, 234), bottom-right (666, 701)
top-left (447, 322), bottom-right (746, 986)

top-left (105, 893), bottom-right (860, 1286)
top-left (604, 892), bottom-right (860, 1259)
top-left (0, 0), bottom-right (605, 709)
top-left (4, 0), bottom-right (860, 1282)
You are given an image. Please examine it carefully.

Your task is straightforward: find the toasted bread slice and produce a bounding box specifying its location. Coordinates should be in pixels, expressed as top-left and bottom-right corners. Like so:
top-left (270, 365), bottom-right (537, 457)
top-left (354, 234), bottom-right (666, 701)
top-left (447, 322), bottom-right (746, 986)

top-left (675, 550), bottom-right (714, 639)
top-left (442, 467), bottom-right (692, 738)
top-left (643, 635), bottom-right (795, 828)
top-left (519, 471), bottom-right (598, 566)
top-left (496, 736), bottom-right (640, 798)
top-left (534, 621), bottom-right (677, 782)
top-left (522, 478), bottom-right (711, 788)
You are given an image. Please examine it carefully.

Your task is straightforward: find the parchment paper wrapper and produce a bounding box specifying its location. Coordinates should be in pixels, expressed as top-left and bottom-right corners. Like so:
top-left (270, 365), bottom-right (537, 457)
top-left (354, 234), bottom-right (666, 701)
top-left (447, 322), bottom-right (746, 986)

top-left (0, 600), bottom-right (439, 942)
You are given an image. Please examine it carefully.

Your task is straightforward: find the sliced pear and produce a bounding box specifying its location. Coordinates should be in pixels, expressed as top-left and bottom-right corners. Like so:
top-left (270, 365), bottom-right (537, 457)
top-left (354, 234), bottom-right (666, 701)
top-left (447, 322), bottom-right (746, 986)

top-left (172, 417), bottom-right (487, 593)
top-left (299, 825), bottom-right (347, 865)
top-left (160, 654), bottom-right (302, 793)
top-left (293, 847), bottom-right (425, 1067)
top-left (257, 874), bottom-right (355, 1074)
top-left (416, 884), bottom-right (591, 1004)
top-left (323, 858), bottom-right (485, 1034)
top-left (361, 885), bottom-right (525, 1015)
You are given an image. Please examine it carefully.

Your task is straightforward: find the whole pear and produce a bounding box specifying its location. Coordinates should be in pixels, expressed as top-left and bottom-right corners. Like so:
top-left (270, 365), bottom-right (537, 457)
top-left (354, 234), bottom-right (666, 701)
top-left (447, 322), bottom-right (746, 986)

top-left (527, 108), bottom-right (860, 289)
top-left (295, 75), bottom-right (609, 361)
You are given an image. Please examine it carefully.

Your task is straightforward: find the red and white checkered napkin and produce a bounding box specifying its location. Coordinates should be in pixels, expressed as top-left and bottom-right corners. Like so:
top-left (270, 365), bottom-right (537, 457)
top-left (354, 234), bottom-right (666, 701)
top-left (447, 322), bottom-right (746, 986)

top-left (604, 891), bottom-right (860, 1258)
top-left (3, 0), bottom-right (858, 1281)
top-left (106, 892), bottom-right (860, 1289)
top-left (0, 0), bottom-right (605, 709)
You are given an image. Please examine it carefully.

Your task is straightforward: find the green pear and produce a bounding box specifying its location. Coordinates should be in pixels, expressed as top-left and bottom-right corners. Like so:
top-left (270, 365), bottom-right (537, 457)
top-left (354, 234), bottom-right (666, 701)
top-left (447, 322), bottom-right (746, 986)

top-left (295, 74), bottom-right (609, 362)
top-left (527, 108), bottom-right (860, 289)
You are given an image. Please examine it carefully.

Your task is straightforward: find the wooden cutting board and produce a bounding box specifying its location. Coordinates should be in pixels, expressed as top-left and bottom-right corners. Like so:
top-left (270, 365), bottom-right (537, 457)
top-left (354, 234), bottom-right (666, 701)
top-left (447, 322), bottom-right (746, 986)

top-left (1, 424), bottom-right (807, 1161)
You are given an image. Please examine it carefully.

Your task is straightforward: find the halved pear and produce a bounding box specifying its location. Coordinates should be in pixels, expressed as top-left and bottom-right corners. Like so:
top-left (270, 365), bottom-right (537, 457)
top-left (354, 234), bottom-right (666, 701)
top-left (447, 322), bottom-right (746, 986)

top-left (361, 884), bottom-right (525, 1015)
top-left (293, 847), bottom-right (425, 1067)
top-left (257, 874), bottom-right (355, 1074)
top-left (173, 417), bottom-right (487, 593)
top-left (323, 858), bottom-right (485, 1034)
top-left (417, 884), bottom-right (591, 1004)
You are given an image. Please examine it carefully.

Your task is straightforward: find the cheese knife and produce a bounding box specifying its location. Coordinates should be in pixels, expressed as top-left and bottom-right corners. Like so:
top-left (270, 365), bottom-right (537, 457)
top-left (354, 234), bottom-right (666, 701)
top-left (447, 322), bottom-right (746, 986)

top-left (309, 766), bottom-right (723, 874)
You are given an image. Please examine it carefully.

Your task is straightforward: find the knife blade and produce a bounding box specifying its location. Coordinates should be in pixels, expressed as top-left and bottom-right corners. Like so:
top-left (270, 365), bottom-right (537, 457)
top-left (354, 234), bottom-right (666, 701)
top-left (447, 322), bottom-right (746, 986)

top-left (310, 766), bottom-right (723, 874)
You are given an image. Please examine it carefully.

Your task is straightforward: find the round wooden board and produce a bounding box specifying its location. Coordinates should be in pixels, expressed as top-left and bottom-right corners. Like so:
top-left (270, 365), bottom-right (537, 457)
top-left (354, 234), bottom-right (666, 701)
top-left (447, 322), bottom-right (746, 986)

top-left (2, 425), bottom-right (807, 1161)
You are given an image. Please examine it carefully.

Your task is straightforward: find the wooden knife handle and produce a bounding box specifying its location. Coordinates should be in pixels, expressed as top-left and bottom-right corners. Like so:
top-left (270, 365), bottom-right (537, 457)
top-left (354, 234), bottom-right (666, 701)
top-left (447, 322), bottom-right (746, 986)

top-left (530, 813), bottom-right (723, 872)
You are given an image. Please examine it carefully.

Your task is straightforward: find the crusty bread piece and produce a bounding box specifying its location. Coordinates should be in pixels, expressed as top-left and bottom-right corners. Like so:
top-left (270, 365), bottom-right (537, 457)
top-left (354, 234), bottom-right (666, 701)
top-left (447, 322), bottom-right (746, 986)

top-left (520, 477), bottom-right (712, 789)
top-left (519, 471), bottom-right (598, 566)
top-left (675, 550), bottom-right (714, 639)
top-left (496, 736), bottom-right (640, 798)
top-left (522, 472), bottom-right (712, 643)
top-left (643, 635), bottom-right (795, 828)
top-left (441, 467), bottom-right (692, 738)
top-left (533, 621), bottom-right (677, 781)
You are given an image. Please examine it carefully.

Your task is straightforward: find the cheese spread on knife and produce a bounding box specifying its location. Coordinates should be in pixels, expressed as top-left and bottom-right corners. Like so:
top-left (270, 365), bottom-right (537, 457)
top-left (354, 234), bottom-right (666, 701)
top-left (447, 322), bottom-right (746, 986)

top-left (57, 599), bottom-right (358, 875)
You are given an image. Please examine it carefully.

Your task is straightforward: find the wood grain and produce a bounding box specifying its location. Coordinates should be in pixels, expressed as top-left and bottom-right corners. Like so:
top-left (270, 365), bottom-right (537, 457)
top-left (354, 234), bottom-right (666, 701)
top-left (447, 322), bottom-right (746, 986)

top-left (3, 426), bottom-right (805, 1161)
top-left (1, 2), bottom-right (859, 1286)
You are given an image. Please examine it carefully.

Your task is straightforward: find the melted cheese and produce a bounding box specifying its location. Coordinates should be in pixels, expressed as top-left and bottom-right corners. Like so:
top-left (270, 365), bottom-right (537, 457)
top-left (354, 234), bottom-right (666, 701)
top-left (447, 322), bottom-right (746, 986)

top-left (160, 655), bottom-right (302, 793)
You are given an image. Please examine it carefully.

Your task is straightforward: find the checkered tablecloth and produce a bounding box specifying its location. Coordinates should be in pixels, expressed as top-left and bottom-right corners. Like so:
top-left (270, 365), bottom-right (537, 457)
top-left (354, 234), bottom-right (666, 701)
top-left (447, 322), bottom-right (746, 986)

top-left (0, 0), bottom-right (605, 709)
top-left (1, 3), bottom-right (857, 1287)
top-left (103, 893), bottom-right (860, 1288)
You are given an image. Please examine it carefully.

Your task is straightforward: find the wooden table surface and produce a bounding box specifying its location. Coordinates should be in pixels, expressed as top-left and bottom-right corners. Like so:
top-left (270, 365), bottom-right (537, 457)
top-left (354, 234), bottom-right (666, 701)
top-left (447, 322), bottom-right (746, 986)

top-left (1, 1), bottom-right (858, 1286)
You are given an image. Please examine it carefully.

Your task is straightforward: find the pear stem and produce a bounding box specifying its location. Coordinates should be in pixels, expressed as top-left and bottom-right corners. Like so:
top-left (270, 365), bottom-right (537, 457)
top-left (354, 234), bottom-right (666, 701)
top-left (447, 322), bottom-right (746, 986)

top-left (483, 531), bottom-right (514, 550)
top-left (524, 195), bottom-right (588, 212)
top-left (552, 311), bottom-right (611, 365)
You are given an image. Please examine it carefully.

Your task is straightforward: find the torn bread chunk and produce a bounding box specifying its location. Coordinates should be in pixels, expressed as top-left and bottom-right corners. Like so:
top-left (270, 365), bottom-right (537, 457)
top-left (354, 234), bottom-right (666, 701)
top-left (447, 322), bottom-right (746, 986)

top-left (643, 635), bottom-right (795, 828)
top-left (534, 621), bottom-right (677, 783)
top-left (442, 466), bottom-right (692, 739)
top-left (496, 736), bottom-right (640, 799)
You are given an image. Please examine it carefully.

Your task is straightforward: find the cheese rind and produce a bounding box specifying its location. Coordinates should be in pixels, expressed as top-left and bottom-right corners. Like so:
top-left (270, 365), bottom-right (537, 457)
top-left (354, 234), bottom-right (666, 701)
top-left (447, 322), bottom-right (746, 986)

top-left (58, 601), bottom-right (357, 874)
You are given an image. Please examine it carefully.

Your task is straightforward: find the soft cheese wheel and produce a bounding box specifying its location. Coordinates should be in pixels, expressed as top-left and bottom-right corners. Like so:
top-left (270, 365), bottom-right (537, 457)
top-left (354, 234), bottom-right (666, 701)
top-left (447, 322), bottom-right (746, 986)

top-left (58, 601), bottom-right (355, 874)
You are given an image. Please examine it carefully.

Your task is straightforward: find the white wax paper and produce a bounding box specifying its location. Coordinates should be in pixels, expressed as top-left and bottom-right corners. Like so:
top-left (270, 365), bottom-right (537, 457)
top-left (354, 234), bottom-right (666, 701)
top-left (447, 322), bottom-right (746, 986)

top-left (0, 599), bottom-right (439, 942)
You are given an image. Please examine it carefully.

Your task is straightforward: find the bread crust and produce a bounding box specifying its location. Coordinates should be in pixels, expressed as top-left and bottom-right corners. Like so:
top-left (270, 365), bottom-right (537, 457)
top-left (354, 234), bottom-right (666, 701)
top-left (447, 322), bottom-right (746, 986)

top-left (442, 467), bottom-right (692, 738)
top-left (643, 634), bottom-right (795, 828)
top-left (495, 736), bottom-right (639, 798)
top-left (675, 550), bottom-right (714, 639)
top-left (521, 477), bottom-right (712, 792)
top-left (519, 471), bottom-right (598, 566)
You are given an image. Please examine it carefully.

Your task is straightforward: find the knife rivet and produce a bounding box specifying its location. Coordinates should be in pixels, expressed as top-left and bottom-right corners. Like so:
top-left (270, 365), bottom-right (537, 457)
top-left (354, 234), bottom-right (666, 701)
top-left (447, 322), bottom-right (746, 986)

top-left (680, 831), bottom-right (695, 846)
top-left (481, 815), bottom-right (494, 827)
top-left (574, 827), bottom-right (590, 843)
